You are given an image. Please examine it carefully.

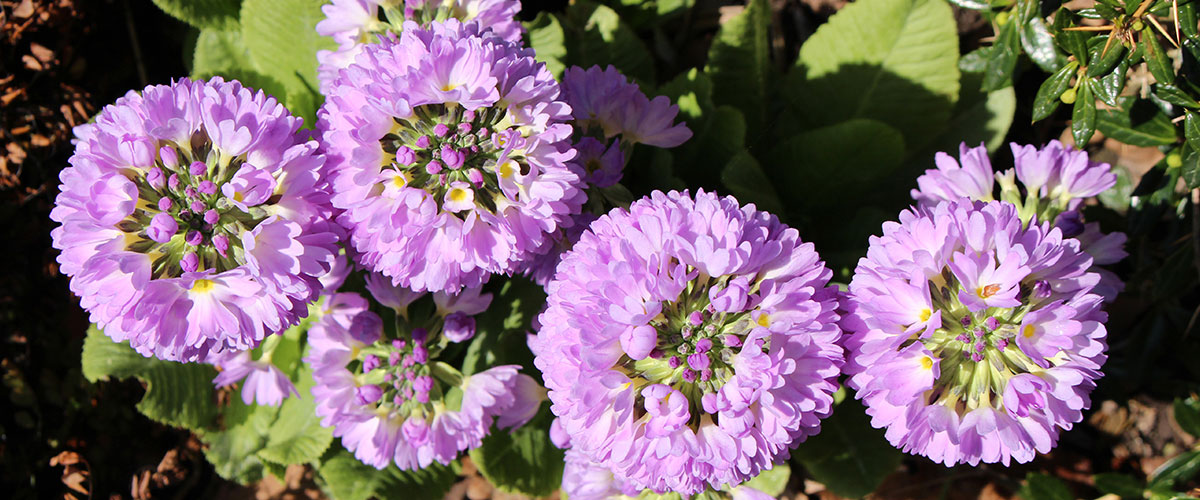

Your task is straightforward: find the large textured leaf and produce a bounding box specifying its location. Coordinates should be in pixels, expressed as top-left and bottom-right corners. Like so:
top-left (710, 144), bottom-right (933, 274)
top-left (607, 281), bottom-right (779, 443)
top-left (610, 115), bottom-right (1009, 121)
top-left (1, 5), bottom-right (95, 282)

top-left (81, 326), bottom-right (218, 429)
top-left (705, 0), bottom-right (771, 142)
top-left (650, 69), bottom-right (744, 188)
top-left (462, 278), bottom-right (544, 376)
top-left (561, 0), bottom-right (655, 85)
top-left (767, 119), bottom-right (905, 207)
top-left (791, 399), bottom-right (902, 498)
top-left (240, 0), bottom-right (334, 124)
top-left (191, 29), bottom-right (287, 99)
top-left (152, 0), bottom-right (241, 31)
top-left (468, 404), bottom-right (563, 497)
top-left (738, 462), bottom-right (790, 497)
top-left (256, 367), bottom-right (333, 466)
top-left (786, 0), bottom-right (959, 151)
top-left (319, 450), bottom-right (457, 500)
top-left (721, 150), bottom-right (785, 216)
top-left (201, 399), bottom-right (280, 483)
top-left (525, 13), bottom-right (567, 78)
top-left (926, 71), bottom-right (1016, 153)
top-left (81, 325), bottom-right (152, 382)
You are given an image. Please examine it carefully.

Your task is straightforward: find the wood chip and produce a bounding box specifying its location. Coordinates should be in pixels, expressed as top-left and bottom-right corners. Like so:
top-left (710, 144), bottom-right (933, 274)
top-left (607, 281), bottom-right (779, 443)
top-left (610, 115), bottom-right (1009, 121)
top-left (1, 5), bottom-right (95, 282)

top-left (30, 42), bottom-right (54, 64)
top-left (12, 0), bottom-right (34, 18)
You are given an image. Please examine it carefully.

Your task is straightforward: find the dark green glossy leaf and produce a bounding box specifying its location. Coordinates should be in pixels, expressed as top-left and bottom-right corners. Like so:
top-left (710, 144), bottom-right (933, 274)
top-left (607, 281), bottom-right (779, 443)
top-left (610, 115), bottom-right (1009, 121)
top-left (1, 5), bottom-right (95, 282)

top-left (1020, 473), bottom-right (1074, 500)
top-left (1021, 14), bottom-right (1065, 72)
top-left (1094, 2), bottom-right (1120, 19)
top-left (1186, 112), bottom-right (1200, 150)
top-left (1149, 450), bottom-right (1200, 490)
top-left (1072, 79), bottom-right (1097, 145)
top-left (984, 21), bottom-right (1021, 91)
top-left (1033, 61), bottom-right (1077, 121)
top-left (1181, 1), bottom-right (1199, 39)
top-left (767, 119), bottom-right (906, 206)
top-left (1156, 84), bottom-right (1200, 108)
top-left (562, 0), bottom-right (656, 85)
top-left (1097, 98), bottom-right (1177, 146)
top-left (1086, 36), bottom-right (1126, 77)
top-left (1173, 398), bottom-right (1200, 438)
top-left (1052, 8), bottom-right (1090, 64)
top-left (1093, 472), bottom-right (1145, 498)
top-left (792, 399), bottom-right (902, 499)
top-left (1096, 56), bottom-right (1129, 106)
top-left (1184, 150), bottom-right (1200, 189)
top-left (959, 46), bottom-right (992, 73)
top-left (1144, 31), bottom-right (1176, 84)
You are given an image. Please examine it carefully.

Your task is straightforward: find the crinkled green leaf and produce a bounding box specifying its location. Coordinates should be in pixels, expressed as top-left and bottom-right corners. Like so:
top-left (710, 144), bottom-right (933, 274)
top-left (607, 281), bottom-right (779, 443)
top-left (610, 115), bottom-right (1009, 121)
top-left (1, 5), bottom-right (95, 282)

top-left (375, 461), bottom-right (459, 500)
top-left (152, 0), bottom-right (241, 31)
top-left (737, 462), bottom-right (790, 497)
top-left (318, 451), bottom-right (387, 500)
top-left (256, 367), bottom-right (333, 466)
top-left (192, 29), bottom-right (288, 98)
top-left (561, 0), bottom-right (655, 85)
top-left (240, 0), bottom-right (334, 126)
top-left (705, 0), bottom-right (771, 141)
top-left (768, 119), bottom-right (905, 208)
top-left (462, 278), bottom-right (544, 376)
top-left (199, 399), bottom-right (278, 483)
top-left (81, 326), bottom-right (217, 429)
top-left (791, 398), bottom-right (902, 498)
top-left (721, 150), bottom-right (785, 216)
top-left (786, 0), bottom-right (959, 152)
top-left (525, 12), bottom-right (567, 79)
top-left (469, 404), bottom-right (563, 497)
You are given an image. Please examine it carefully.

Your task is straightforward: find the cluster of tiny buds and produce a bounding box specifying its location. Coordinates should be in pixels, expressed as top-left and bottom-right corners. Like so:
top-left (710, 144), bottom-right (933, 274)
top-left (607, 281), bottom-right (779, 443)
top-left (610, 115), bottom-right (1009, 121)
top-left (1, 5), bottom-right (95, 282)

top-left (354, 327), bottom-right (433, 408)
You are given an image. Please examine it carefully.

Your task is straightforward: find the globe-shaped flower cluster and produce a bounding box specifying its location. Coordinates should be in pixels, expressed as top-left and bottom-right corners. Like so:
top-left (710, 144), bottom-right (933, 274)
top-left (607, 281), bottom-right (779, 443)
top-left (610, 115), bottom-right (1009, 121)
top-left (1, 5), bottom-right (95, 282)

top-left (533, 190), bottom-right (843, 494)
top-left (842, 198), bottom-right (1108, 466)
top-left (52, 77), bottom-right (339, 361)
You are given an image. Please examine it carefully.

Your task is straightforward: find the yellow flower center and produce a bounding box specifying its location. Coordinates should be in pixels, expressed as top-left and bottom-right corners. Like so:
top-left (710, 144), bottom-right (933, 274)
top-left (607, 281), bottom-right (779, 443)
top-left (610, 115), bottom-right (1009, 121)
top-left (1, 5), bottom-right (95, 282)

top-left (440, 82), bottom-right (460, 92)
top-left (918, 308), bottom-right (932, 322)
top-left (191, 279), bottom-right (215, 293)
top-left (497, 160), bottom-right (517, 178)
top-left (392, 173), bottom-right (408, 189)
top-left (756, 313), bottom-right (770, 328)
top-left (449, 187), bottom-right (469, 203)
top-left (920, 356), bottom-right (934, 369)
top-left (233, 191), bottom-right (244, 202)
top-left (1022, 324), bottom-right (1036, 338)
top-left (976, 284), bottom-right (1001, 299)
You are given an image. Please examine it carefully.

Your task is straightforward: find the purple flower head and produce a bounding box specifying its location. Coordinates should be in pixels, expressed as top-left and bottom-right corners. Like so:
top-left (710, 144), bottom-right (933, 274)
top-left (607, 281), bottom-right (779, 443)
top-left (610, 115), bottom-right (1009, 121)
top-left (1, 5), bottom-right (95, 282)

top-left (561, 65), bottom-right (692, 148)
top-left (51, 77), bottom-right (338, 362)
top-left (911, 142), bottom-right (1126, 302)
top-left (843, 198), bottom-right (1109, 466)
top-left (306, 291), bottom-right (544, 470)
top-left (315, 0), bottom-right (524, 94)
top-left (211, 349), bottom-right (300, 406)
top-left (320, 21), bottom-right (583, 293)
top-left (443, 312), bottom-right (475, 342)
top-left (531, 190), bottom-right (843, 494)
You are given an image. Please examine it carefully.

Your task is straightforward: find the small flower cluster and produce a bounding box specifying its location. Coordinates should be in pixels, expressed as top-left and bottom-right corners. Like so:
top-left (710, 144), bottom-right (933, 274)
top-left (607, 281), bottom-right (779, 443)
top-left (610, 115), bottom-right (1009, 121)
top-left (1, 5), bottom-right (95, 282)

top-left (316, 0), bottom-right (523, 93)
top-left (320, 20), bottom-right (583, 292)
top-left (533, 190), bottom-right (843, 494)
top-left (306, 277), bottom-right (542, 469)
top-left (52, 77), bottom-right (338, 361)
top-left (842, 198), bottom-right (1108, 466)
top-left (518, 65), bottom-right (693, 285)
top-left (912, 141), bottom-right (1127, 300)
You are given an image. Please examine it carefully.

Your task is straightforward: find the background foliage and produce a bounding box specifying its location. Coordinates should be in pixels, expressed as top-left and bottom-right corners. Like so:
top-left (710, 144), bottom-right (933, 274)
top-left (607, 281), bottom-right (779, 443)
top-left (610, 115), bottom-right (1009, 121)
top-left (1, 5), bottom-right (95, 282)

top-left (3, 0), bottom-right (1200, 498)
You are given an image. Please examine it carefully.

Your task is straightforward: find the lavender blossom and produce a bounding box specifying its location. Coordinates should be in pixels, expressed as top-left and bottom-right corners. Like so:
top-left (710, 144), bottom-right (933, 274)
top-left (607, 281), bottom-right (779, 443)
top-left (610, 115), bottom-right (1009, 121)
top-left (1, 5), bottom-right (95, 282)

top-left (842, 199), bottom-right (1108, 466)
top-left (532, 190), bottom-right (843, 494)
top-left (51, 77), bottom-right (338, 362)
